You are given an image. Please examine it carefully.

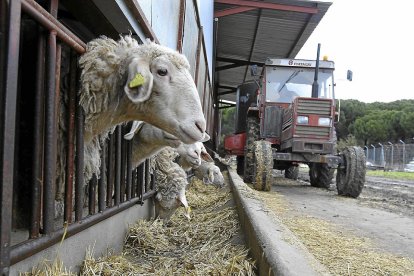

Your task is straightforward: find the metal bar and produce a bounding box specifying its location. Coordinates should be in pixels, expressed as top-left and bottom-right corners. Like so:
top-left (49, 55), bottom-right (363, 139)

top-left (64, 50), bottom-right (77, 223)
top-left (21, 0), bottom-right (85, 54)
top-left (214, 0), bottom-right (318, 14)
top-left (215, 6), bottom-right (256, 18)
top-left (176, 0), bottom-right (185, 52)
top-left (42, 29), bottom-right (58, 234)
top-left (0, 0), bottom-right (21, 274)
top-left (137, 164), bottom-right (144, 203)
top-left (134, 167), bottom-right (143, 197)
top-left (242, 9), bottom-right (261, 83)
top-left (218, 90), bottom-right (236, 96)
top-left (216, 57), bottom-right (264, 67)
top-left (114, 127), bottom-right (121, 205)
top-left (126, 141), bottom-right (132, 200)
top-left (31, 29), bottom-right (45, 239)
top-left (10, 190), bottom-right (155, 265)
top-left (123, 0), bottom-right (159, 44)
top-left (194, 27), bottom-right (203, 83)
top-left (202, 73), bottom-right (208, 112)
top-left (120, 131), bottom-right (126, 203)
top-left (106, 134), bottom-right (114, 207)
top-left (75, 101), bottom-right (84, 221)
top-left (98, 141), bottom-right (106, 212)
top-left (88, 175), bottom-right (97, 215)
top-left (143, 160), bottom-right (151, 193)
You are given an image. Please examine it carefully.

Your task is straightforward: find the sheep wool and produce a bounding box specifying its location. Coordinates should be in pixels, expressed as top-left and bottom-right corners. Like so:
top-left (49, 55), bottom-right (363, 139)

top-left (152, 148), bottom-right (189, 221)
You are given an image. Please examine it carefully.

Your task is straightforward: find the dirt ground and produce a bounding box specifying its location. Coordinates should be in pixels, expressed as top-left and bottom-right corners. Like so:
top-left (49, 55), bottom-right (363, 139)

top-left (271, 168), bottom-right (414, 259)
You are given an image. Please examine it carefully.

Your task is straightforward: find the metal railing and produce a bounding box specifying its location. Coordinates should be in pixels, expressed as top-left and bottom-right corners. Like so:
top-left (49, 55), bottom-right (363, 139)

top-left (364, 142), bottom-right (414, 171)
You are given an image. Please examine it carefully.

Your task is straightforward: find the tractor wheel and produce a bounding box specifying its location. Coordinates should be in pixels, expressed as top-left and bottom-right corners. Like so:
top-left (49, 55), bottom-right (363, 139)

top-left (285, 166), bottom-right (299, 180)
top-left (309, 163), bottom-right (334, 189)
top-left (336, 146), bottom-right (366, 198)
top-left (252, 140), bottom-right (273, 191)
top-left (243, 116), bottom-right (260, 183)
top-left (236, 156), bottom-right (244, 175)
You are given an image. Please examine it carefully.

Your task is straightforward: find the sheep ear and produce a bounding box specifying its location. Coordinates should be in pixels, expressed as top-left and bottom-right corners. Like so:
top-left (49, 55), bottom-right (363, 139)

top-left (155, 192), bottom-right (162, 201)
top-left (208, 169), bottom-right (214, 183)
top-left (124, 121), bottom-right (144, 140)
top-left (177, 190), bottom-right (188, 208)
top-left (201, 151), bottom-right (214, 162)
top-left (200, 133), bottom-right (210, 142)
top-left (124, 58), bottom-right (154, 103)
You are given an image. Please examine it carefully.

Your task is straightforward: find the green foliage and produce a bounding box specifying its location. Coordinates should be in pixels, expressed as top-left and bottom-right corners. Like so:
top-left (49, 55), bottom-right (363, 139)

top-left (220, 107), bottom-right (236, 137)
top-left (337, 99), bottom-right (414, 145)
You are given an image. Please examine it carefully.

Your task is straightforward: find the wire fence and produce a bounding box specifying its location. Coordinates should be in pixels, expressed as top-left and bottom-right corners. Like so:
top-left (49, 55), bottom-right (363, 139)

top-left (364, 143), bottom-right (414, 172)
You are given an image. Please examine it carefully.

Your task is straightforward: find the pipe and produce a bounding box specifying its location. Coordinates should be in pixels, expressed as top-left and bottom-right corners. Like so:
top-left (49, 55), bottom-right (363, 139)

top-left (0, 0), bottom-right (21, 274)
top-left (43, 30), bottom-right (58, 234)
top-left (21, 0), bottom-right (85, 54)
top-left (31, 29), bottom-right (45, 238)
top-left (64, 50), bottom-right (77, 223)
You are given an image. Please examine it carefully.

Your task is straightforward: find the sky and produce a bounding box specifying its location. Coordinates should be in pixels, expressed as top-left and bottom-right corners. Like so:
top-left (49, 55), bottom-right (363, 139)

top-left (296, 0), bottom-right (414, 103)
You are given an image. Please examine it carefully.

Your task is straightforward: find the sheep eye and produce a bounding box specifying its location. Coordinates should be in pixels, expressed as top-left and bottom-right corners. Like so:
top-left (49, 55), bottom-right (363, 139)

top-left (157, 69), bottom-right (168, 76)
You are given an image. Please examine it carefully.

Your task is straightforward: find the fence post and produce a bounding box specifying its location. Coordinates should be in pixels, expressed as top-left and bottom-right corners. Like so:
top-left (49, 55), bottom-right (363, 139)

top-left (378, 143), bottom-right (384, 167)
top-left (371, 144), bottom-right (376, 166)
top-left (399, 140), bottom-right (405, 171)
top-left (388, 142), bottom-right (393, 171)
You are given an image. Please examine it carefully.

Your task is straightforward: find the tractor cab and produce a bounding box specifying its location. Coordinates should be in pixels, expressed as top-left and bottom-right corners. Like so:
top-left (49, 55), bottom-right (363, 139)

top-left (262, 58), bottom-right (335, 104)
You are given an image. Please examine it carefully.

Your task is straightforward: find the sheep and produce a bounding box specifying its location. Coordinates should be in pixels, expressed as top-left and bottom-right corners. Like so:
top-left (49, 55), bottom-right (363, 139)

top-left (123, 121), bottom-right (211, 168)
top-left (193, 160), bottom-right (225, 188)
top-left (175, 141), bottom-right (213, 171)
top-left (79, 35), bottom-right (206, 147)
top-left (151, 148), bottom-right (191, 222)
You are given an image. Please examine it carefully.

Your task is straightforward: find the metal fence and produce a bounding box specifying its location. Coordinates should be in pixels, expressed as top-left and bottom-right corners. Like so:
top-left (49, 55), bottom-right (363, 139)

top-left (364, 143), bottom-right (414, 171)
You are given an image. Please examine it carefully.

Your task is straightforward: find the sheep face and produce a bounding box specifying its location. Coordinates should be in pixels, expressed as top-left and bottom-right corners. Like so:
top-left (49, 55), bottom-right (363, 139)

top-left (203, 165), bottom-right (225, 188)
top-left (124, 53), bottom-right (206, 144)
top-left (176, 142), bottom-right (203, 169)
top-left (154, 188), bottom-right (190, 222)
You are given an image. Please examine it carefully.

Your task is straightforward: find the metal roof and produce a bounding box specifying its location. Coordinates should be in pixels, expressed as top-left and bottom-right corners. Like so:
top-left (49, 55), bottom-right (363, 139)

top-left (214, 0), bottom-right (332, 103)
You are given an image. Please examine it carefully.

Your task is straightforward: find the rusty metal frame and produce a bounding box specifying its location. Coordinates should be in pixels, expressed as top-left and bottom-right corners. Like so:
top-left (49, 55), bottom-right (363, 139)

top-left (194, 27), bottom-right (203, 84)
top-left (214, 0), bottom-right (318, 14)
top-left (1, 0), bottom-right (21, 273)
top-left (124, 0), bottom-right (159, 44)
top-left (176, 0), bottom-right (186, 52)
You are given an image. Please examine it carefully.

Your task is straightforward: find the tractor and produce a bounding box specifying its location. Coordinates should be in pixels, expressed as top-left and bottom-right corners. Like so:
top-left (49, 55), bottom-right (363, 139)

top-left (224, 47), bottom-right (366, 198)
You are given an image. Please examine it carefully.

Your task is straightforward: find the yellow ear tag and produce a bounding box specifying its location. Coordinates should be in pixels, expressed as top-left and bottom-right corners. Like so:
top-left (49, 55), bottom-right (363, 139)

top-left (129, 73), bottom-right (145, 88)
top-left (186, 206), bottom-right (192, 214)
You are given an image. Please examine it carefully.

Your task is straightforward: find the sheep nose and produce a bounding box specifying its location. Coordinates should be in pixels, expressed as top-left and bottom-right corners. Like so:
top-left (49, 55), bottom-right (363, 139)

top-left (195, 119), bottom-right (206, 134)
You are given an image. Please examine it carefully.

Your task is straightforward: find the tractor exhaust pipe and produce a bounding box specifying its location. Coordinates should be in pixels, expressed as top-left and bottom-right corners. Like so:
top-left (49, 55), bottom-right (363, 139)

top-left (311, 43), bottom-right (321, 98)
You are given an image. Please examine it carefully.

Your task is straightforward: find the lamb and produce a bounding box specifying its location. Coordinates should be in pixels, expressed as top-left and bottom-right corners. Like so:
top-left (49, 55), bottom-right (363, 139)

top-left (151, 148), bottom-right (190, 222)
top-left (193, 160), bottom-right (225, 188)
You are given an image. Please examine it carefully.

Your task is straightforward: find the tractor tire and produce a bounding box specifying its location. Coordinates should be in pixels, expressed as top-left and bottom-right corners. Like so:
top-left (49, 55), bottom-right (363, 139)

top-left (336, 146), bottom-right (366, 198)
top-left (285, 166), bottom-right (299, 180)
top-left (309, 163), bottom-right (334, 189)
top-left (243, 116), bottom-right (260, 183)
top-left (252, 140), bottom-right (273, 191)
top-left (236, 156), bottom-right (244, 175)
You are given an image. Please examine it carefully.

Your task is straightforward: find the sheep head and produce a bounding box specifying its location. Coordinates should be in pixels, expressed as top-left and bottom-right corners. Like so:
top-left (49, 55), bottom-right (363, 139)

top-left (154, 187), bottom-right (190, 222)
top-left (123, 42), bottom-right (206, 144)
top-left (79, 36), bottom-right (206, 145)
top-left (204, 165), bottom-right (225, 188)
